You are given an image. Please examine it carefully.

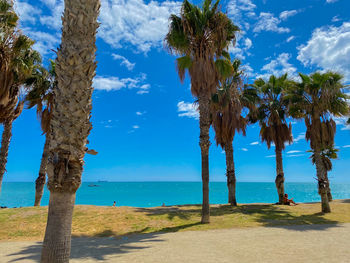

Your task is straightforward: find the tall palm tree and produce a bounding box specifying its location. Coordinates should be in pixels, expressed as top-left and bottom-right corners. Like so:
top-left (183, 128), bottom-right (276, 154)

top-left (0, 0), bottom-right (40, 193)
top-left (25, 61), bottom-right (56, 206)
top-left (250, 74), bottom-right (293, 204)
top-left (286, 72), bottom-right (349, 213)
top-left (309, 146), bottom-right (338, 202)
top-left (211, 59), bottom-right (255, 205)
top-left (40, 0), bottom-right (100, 261)
top-left (165, 0), bottom-right (239, 223)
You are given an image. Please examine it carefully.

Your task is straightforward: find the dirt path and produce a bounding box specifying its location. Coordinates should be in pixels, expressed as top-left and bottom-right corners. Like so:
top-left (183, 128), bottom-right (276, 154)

top-left (1, 223), bottom-right (349, 262)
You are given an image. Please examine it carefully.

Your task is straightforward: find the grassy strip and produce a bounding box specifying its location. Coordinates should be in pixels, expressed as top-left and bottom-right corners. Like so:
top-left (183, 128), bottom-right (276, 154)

top-left (0, 199), bottom-right (349, 241)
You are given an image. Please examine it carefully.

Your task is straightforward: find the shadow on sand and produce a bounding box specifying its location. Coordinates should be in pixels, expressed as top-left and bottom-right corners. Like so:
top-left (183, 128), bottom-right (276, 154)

top-left (7, 203), bottom-right (342, 262)
top-left (7, 223), bottom-right (201, 262)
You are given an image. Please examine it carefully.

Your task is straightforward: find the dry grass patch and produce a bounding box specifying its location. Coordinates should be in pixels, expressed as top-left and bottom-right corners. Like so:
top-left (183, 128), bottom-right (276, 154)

top-left (0, 199), bottom-right (349, 241)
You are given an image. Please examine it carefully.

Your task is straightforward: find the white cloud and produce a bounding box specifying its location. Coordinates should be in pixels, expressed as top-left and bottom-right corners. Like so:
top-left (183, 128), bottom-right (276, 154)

top-left (98, 0), bottom-right (181, 53)
top-left (297, 22), bottom-right (350, 81)
top-left (132, 125), bottom-right (140, 129)
top-left (14, 1), bottom-right (41, 24)
top-left (241, 148), bottom-right (248, 152)
top-left (286, 36), bottom-right (295, 43)
top-left (244, 38), bottom-right (252, 49)
top-left (266, 155), bottom-right (276, 158)
top-left (112, 54), bottom-right (135, 71)
top-left (39, 0), bottom-right (64, 30)
top-left (343, 145), bottom-right (350, 148)
top-left (253, 12), bottom-right (290, 34)
top-left (177, 101), bottom-right (199, 119)
top-left (334, 116), bottom-right (350, 130)
top-left (326, 0), bottom-right (338, 3)
top-left (332, 16), bottom-right (341, 22)
top-left (286, 150), bottom-right (302, 154)
top-left (287, 154), bottom-right (305, 157)
top-left (279, 10), bottom-right (298, 21)
top-left (227, 0), bottom-right (256, 31)
top-left (93, 73), bottom-right (150, 94)
top-left (250, 141), bottom-right (259, 145)
top-left (293, 132), bottom-right (305, 143)
top-left (136, 111), bottom-right (146, 116)
top-left (256, 53), bottom-right (297, 80)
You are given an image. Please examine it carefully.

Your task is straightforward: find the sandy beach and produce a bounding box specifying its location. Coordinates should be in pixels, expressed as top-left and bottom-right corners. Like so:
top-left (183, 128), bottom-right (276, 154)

top-left (0, 223), bottom-right (349, 262)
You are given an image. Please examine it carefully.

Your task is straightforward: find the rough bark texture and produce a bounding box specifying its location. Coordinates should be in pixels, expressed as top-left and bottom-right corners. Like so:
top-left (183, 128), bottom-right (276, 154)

top-left (0, 120), bottom-right (12, 194)
top-left (41, 192), bottom-right (76, 262)
top-left (40, 0), bottom-right (100, 262)
top-left (34, 134), bottom-right (50, 206)
top-left (198, 94), bottom-right (211, 224)
top-left (325, 172), bottom-right (333, 202)
top-left (275, 147), bottom-right (285, 204)
top-left (225, 143), bottom-right (237, 206)
top-left (314, 150), bottom-right (331, 213)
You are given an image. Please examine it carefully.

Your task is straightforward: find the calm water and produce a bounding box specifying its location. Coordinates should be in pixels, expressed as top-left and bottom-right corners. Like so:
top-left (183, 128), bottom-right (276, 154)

top-left (1, 182), bottom-right (350, 208)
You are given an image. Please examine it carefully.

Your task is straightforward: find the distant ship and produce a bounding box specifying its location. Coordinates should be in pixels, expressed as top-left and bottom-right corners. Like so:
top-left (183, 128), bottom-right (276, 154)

top-left (88, 184), bottom-right (99, 187)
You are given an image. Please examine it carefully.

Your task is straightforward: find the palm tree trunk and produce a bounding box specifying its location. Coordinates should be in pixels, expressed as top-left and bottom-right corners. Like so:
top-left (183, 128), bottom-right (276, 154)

top-left (314, 150), bottom-right (331, 213)
top-left (274, 147), bottom-right (285, 204)
top-left (40, 0), bottom-right (100, 262)
top-left (225, 143), bottom-right (237, 206)
top-left (325, 172), bottom-right (332, 202)
top-left (41, 192), bottom-right (76, 262)
top-left (198, 94), bottom-right (211, 224)
top-left (0, 120), bottom-right (13, 194)
top-left (34, 134), bottom-right (50, 206)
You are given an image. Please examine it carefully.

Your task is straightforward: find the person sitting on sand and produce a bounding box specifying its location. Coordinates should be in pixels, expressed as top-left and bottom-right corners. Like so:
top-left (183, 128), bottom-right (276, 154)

top-left (113, 201), bottom-right (116, 207)
top-left (283, 194), bottom-right (297, 205)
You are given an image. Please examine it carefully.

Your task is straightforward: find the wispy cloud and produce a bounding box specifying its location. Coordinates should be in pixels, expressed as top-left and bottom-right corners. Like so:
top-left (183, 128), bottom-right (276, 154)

top-left (250, 141), bottom-right (259, 145)
top-left (293, 132), bottom-right (306, 143)
top-left (256, 53), bottom-right (297, 80)
top-left (343, 145), bottom-right (350, 148)
top-left (241, 148), bottom-right (248, 152)
top-left (136, 111), bottom-right (146, 116)
top-left (287, 154), bottom-right (305, 157)
top-left (286, 150), bottom-right (302, 154)
top-left (112, 54), bottom-right (135, 71)
top-left (266, 155), bottom-right (276, 158)
top-left (177, 101), bottom-right (199, 119)
top-left (253, 12), bottom-right (290, 34)
top-left (279, 10), bottom-right (298, 21)
top-left (93, 74), bottom-right (150, 94)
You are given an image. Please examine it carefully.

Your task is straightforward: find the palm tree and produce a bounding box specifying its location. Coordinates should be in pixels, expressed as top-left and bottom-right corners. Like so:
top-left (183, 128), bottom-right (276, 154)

top-left (165, 0), bottom-right (239, 223)
top-left (286, 72), bottom-right (349, 213)
top-left (40, 0), bottom-right (100, 261)
top-left (211, 59), bottom-right (255, 205)
top-left (250, 74), bottom-right (293, 204)
top-left (0, 0), bottom-right (40, 193)
top-left (309, 147), bottom-right (338, 202)
top-left (25, 61), bottom-right (56, 206)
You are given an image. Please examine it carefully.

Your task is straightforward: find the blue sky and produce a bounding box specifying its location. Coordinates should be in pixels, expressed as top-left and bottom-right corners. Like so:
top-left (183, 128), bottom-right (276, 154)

top-left (4, 0), bottom-right (350, 182)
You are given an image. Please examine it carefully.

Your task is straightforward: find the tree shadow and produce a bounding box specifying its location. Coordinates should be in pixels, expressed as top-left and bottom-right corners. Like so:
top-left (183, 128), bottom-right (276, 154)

top-left (6, 223), bottom-right (201, 262)
top-left (227, 204), bottom-right (340, 231)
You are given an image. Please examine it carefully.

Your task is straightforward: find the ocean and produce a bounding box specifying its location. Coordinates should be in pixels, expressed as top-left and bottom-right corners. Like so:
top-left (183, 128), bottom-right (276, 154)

top-left (1, 182), bottom-right (350, 208)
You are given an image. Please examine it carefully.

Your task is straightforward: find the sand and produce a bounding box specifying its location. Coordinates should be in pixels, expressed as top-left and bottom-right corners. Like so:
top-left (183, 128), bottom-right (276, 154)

top-left (0, 223), bottom-right (349, 262)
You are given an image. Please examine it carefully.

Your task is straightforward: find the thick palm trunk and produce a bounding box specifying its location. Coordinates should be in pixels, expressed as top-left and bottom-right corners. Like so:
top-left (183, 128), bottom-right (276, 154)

top-left (314, 150), bottom-right (331, 213)
top-left (325, 172), bottom-right (332, 202)
top-left (40, 0), bottom-right (100, 262)
top-left (274, 147), bottom-right (285, 204)
top-left (41, 192), bottom-right (75, 262)
top-left (0, 120), bottom-right (13, 194)
top-left (34, 134), bottom-right (50, 206)
top-left (225, 143), bottom-right (237, 206)
top-left (198, 94), bottom-right (211, 224)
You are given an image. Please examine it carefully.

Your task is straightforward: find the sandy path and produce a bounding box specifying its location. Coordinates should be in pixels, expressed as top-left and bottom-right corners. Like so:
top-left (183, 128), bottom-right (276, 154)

top-left (1, 223), bottom-right (349, 262)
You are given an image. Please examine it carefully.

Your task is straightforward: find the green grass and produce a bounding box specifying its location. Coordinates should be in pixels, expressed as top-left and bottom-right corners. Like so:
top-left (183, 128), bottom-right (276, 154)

top-left (0, 199), bottom-right (349, 241)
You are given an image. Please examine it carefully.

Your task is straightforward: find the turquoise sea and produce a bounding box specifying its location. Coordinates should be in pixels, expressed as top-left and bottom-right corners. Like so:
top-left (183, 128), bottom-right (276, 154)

top-left (1, 182), bottom-right (350, 208)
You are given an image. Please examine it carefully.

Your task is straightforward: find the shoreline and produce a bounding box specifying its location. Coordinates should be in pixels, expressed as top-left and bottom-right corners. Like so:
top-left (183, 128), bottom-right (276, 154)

top-left (1, 198), bottom-right (349, 209)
